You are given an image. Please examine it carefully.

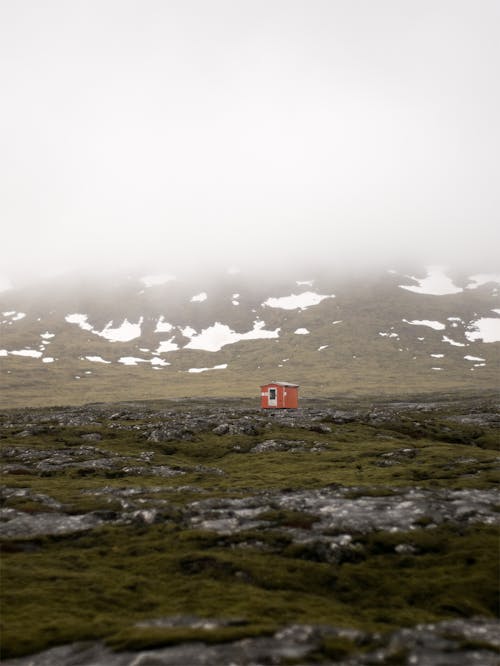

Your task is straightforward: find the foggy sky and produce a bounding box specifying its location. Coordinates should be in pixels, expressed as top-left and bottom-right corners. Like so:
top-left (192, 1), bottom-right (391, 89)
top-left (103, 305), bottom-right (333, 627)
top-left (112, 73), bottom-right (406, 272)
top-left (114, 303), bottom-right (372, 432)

top-left (1, 0), bottom-right (499, 282)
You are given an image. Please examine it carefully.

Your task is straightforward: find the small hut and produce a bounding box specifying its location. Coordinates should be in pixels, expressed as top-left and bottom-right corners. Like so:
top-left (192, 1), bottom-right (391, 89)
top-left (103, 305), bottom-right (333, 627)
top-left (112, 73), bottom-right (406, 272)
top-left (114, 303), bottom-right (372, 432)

top-left (260, 381), bottom-right (299, 409)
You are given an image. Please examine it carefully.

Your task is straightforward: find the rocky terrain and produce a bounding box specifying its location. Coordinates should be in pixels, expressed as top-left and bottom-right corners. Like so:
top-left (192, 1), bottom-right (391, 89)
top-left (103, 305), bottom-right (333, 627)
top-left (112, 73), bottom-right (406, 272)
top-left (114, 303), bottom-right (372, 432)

top-left (1, 394), bottom-right (499, 664)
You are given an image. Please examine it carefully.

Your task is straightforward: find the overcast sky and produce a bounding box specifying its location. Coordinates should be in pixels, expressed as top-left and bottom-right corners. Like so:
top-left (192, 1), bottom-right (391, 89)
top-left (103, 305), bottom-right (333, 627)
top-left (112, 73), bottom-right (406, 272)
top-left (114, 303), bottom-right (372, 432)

top-left (1, 0), bottom-right (499, 282)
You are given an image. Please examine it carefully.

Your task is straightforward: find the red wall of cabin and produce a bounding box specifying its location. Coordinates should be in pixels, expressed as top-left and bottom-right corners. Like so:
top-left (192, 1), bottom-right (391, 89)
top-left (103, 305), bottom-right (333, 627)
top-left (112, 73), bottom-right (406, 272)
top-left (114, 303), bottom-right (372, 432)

top-left (283, 386), bottom-right (298, 408)
top-left (261, 384), bottom-right (298, 409)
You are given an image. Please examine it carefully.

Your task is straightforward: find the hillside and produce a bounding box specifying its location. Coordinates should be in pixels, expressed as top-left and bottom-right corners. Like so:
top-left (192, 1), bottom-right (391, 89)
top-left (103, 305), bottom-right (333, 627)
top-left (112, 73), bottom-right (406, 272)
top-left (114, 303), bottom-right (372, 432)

top-left (1, 266), bottom-right (499, 408)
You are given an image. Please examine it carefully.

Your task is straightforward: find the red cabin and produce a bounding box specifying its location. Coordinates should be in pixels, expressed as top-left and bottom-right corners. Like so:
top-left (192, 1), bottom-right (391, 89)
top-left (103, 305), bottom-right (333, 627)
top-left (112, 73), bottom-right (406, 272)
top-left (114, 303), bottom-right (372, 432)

top-left (260, 381), bottom-right (299, 409)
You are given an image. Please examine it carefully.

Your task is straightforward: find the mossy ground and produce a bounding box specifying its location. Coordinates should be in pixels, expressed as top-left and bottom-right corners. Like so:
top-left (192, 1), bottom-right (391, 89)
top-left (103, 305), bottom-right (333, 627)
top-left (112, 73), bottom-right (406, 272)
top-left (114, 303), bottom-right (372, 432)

top-left (0, 398), bottom-right (499, 660)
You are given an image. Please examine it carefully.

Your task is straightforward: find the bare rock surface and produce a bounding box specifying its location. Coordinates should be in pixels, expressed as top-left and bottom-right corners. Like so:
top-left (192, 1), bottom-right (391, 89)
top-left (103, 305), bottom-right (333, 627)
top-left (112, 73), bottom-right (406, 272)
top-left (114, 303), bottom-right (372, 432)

top-left (188, 487), bottom-right (500, 537)
top-left (2, 618), bottom-right (499, 666)
top-left (0, 508), bottom-right (106, 538)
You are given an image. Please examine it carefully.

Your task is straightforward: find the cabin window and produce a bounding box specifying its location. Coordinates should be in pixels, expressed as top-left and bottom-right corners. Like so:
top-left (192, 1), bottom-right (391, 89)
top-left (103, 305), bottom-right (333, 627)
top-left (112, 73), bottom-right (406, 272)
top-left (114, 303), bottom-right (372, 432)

top-left (269, 388), bottom-right (276, 400)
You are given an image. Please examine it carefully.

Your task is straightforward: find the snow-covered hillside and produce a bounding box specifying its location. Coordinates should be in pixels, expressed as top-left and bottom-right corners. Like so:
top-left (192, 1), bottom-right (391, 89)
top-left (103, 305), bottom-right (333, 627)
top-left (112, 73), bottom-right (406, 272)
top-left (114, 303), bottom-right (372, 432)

top-left (1, 266), bottom-right (499, 406)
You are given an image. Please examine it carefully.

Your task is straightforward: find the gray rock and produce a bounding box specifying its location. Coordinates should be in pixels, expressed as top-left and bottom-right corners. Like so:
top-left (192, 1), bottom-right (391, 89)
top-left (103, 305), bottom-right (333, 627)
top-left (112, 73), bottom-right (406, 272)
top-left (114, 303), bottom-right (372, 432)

top-left (0, 509), bottom-right (106, 538)
top-left (80, 433), bottom-right (102, 442)
top-left (186, 487), bottom-right (500, 537)
top-left (3, 619), bottom-right (500, 665)
top-left (212, 423), bottom-right (230, 435)
top-left (148, 428), bottom-right (192, 442)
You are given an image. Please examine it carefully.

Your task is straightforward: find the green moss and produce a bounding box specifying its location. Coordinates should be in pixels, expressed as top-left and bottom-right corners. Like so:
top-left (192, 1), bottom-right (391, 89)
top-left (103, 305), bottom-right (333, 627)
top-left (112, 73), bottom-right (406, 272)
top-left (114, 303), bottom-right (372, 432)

top-left (2, 523), bottom-right (497, 658)
top-left (107, 623), bottom-right (276, 652)
top-left (1, 401), bottom-right (499, 659)
top-left (257, 509), bottom-right (318, 530)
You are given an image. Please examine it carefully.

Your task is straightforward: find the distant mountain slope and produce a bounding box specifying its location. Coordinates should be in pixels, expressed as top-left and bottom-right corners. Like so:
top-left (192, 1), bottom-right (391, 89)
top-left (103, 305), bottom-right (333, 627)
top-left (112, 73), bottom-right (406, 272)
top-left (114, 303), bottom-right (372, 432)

top-left (1, 266), bottom-right (499, 407)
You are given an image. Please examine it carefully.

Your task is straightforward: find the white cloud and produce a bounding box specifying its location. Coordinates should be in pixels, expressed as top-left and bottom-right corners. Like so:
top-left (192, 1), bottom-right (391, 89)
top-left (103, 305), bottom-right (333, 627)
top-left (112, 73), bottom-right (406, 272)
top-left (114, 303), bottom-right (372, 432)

top-left (140, 274), bottom-right (176, 287)
top-left (466, 274), bottom-right (500, 289)
top-left (1, 3), bottom-right (499, 278)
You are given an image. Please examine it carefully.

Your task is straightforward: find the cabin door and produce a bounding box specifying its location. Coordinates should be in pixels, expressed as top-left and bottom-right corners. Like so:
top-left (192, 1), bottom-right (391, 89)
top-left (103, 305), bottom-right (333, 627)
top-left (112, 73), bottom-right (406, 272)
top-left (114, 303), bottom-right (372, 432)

top-left (268, 387), bottom-right (278, 407)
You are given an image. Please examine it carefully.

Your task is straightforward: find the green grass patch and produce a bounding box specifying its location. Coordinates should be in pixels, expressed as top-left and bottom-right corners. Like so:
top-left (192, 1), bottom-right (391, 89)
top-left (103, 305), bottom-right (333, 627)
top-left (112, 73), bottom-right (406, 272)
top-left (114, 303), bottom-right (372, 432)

top-left (1, 524), bottom-right (498, 659)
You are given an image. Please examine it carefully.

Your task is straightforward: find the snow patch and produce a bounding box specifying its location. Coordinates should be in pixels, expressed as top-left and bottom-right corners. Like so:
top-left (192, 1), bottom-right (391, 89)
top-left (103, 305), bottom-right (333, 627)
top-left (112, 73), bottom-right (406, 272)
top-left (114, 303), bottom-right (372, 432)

top-left (431, 354), bottom-right (444, 358)
top-left (40, 332), bottom-right (55, 339)
top-left (263, 291), bottom-right (334, 310)
top-left (296, 280), bottom-right (314, 286)
top-left (66, 314), bottom-right (143, 342)
top-left (42, 357), bottom-right (54, 363)
top-left (465, 318), bottom-right (500, 343)
top-left (294, 328), bottom-right (310, 335)
top-left (150, 357), bottom-right (170, 366)
top-left (118, 357), bottom-right (147, 366)
top-left (118, 356), bottom-right (170, 367)
top-left (65, 313), bottom-right (94, 331)
top-left (155, 317), bottom-right (173, 333)
top-left (187, 364), bottom-right (228, 374)
top-left (85, 356), bottom-right (111, 364)
top-left (10, 349), bottom-right (42, 358)
top-left (2, 311), bottom-right (26, 322)
top-left (399, 266), bottom-right (462, 295)
top-left (184, 320), bottom-right (280, 352)
top-left (431, 367), bottom-right (442, 371)
top-left (156, 338), bottom-right (179, 353)
top-left (0, 349), bottom-right (8, 356)
top-left (403, 319), bottom-right (445, 331)
top-left (181, 326), bottom-right (197, 338)
top-left (318, 345), bottom-right (328, 351)
top-left (191, 292), bottom-right (207, 303)
top-left (464, 355), bottom-right (485, 362)
top-left (442, 335), bottom-right (466, 347)
top-left (99, 318), bottom-right (143, 342)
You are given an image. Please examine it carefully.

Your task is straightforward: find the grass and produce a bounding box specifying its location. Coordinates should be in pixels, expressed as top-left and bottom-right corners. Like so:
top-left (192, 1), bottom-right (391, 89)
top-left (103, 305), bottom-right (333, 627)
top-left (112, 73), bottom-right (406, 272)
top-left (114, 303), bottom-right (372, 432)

top-left (1, 523), bottom-right (497, 658)
top-left (1, 396), bottom-right (499, 659)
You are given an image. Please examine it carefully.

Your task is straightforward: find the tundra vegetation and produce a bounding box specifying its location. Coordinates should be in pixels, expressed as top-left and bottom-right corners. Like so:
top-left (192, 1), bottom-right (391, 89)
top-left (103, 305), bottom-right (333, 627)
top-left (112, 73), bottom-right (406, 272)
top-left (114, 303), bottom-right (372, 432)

top-left (0, 393), bottom-right (499, 664)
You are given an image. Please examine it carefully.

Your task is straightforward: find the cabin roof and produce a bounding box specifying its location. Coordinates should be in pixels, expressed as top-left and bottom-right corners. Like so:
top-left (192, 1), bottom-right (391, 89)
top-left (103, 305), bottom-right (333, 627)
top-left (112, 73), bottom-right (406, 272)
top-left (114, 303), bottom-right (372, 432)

top-left (260, 381), bottom-right (299, 387)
